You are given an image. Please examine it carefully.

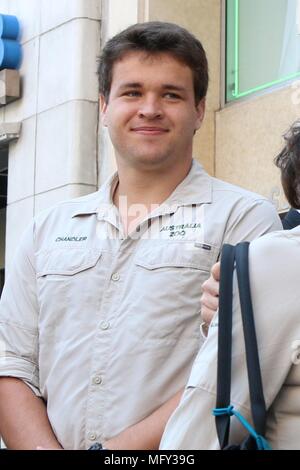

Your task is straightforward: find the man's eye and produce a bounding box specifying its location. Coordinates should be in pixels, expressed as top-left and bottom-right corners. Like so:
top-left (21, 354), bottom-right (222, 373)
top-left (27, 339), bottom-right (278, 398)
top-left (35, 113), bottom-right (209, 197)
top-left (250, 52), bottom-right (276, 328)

top-left (123, 91), bottom-right (141, 97)
top-left (164, 93), bottom-right (181, 100)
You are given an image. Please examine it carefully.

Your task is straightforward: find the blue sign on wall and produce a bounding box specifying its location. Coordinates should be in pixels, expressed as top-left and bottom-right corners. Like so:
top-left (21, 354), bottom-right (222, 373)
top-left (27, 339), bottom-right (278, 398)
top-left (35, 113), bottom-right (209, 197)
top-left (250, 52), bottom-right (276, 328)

top-left (0, 14), bottom-right (22, 70)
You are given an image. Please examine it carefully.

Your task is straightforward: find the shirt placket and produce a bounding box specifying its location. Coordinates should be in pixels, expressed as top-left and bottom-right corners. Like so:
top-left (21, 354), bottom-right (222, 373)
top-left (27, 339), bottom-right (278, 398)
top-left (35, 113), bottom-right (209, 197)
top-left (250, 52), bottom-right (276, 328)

top-left (85, 200), bottom-right (144, 446)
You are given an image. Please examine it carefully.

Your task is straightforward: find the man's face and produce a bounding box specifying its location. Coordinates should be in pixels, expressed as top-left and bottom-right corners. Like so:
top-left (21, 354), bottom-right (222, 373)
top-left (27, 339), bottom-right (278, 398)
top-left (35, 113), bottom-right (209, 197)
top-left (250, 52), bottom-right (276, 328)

top-left (100, 51), bottom-right (205, 171)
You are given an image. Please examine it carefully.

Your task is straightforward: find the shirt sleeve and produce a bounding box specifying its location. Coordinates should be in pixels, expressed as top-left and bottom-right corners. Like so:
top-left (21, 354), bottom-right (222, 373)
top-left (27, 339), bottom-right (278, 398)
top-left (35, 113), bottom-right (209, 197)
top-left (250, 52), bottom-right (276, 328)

top-left (0, 221), bottom-right (41, 397)
top-left (160, 230), bottom-right (300, 450)
top-left (223, 198), bottom-right (283, 245)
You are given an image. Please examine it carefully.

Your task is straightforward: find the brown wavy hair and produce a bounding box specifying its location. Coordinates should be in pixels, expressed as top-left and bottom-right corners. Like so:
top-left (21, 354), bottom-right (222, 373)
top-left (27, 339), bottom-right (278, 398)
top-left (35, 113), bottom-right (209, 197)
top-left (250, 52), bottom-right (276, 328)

top-left (274, 121), bottom-right (300, 209)
top-left (98, 21), bottom-right (208, 105)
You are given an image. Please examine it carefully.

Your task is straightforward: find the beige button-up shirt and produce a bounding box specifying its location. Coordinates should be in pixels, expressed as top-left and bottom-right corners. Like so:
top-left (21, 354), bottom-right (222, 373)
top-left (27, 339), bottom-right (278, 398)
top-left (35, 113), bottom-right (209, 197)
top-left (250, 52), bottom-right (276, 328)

top-left (160, 227), bottom-right (300, 450)
top-left (0, 160), bottom-right (281, 449)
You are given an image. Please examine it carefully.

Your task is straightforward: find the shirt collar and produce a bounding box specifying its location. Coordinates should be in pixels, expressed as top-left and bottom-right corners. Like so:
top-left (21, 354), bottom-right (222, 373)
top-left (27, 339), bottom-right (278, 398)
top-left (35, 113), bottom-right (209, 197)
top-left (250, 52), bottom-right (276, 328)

top-left (145, 160), bottom-right (212, 219)
top-left (71, 173), bottom-right (118, 219)
top-left (71, 159), bottom-right (212, 219)
top-left (163, 159), bottom-right (212, 207)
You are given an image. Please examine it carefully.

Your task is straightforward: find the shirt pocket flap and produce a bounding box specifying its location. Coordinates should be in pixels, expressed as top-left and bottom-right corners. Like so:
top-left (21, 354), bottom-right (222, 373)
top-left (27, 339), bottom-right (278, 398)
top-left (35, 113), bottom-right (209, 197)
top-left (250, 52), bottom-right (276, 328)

top-left (36, 249), bottom-right (102, 277)
top-left (135, 243), bottom-right (217, 271)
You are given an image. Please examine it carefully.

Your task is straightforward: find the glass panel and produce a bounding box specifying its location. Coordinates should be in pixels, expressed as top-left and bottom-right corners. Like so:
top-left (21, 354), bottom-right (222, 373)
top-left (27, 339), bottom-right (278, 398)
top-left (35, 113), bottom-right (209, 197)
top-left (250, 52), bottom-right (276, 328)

top-left (226, 0), bottom-right (300, 102)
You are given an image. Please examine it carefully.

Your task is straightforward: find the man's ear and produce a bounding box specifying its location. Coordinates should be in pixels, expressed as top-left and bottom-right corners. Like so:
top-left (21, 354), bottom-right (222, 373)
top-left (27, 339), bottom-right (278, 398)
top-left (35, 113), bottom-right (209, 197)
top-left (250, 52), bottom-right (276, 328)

top-left (195, 98), bottom-right (206, 131)
top-left (99, 94), bottom-right (108, 127)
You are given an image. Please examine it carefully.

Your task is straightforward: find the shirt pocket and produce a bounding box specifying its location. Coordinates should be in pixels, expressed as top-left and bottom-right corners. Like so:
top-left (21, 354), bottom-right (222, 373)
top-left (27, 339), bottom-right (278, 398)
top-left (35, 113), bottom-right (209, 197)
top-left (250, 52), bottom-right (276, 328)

top-left (126, 242), bottom-right (217, 345)
top-left (36, 249), bottom-right (102, 337)
top-left (36, 249), bottom-right (102, 278)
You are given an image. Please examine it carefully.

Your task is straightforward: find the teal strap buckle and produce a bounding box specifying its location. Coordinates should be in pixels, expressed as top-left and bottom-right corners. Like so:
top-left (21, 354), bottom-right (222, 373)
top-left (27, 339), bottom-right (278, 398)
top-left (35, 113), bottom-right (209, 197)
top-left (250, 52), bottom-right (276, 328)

top-left (212, 405), bottom-right (272, 450)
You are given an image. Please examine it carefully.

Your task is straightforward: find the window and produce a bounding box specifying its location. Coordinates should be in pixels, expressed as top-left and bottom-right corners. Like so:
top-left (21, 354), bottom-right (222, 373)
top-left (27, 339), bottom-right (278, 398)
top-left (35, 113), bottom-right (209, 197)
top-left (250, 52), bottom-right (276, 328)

top-left (226, 0), bottom-right (300, 102)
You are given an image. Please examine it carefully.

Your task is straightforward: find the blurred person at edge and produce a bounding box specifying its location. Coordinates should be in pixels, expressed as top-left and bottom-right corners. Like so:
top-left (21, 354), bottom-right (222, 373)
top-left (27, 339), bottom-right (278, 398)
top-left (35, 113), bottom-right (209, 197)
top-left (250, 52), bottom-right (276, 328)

top-left (0, 22), bottom-right (281, 450)
top-left (282, 207), bottom-right (300, 229)
top-left (160, 121), bottom-right (300, 450)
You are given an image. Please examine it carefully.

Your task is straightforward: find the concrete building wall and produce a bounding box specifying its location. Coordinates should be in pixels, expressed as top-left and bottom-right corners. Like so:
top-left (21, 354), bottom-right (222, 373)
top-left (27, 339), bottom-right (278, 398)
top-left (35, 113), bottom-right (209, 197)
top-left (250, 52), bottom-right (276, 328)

top-left (0, 0), bottom-right (101, 268)
top-left (216, 84), bottom-right (300, 212)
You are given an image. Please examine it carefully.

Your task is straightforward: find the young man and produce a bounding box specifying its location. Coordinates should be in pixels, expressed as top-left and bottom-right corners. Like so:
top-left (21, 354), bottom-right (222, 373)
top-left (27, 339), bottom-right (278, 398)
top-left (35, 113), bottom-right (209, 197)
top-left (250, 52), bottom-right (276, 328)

top-left (0, 22), bottom-right (281, 450)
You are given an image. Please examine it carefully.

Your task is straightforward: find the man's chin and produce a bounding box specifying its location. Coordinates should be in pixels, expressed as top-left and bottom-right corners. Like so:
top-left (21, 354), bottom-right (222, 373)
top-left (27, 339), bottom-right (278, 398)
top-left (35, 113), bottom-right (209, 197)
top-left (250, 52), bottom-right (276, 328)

top-left (129, 154), bottom-right (172, 169)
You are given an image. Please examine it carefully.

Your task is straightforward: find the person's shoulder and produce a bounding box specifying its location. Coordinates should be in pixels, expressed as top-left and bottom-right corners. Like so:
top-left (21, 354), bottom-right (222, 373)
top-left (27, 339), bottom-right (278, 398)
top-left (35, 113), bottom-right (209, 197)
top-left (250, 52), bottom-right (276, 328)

top-left (191, 160), bottom-right (271, 206)
top-left (250, 226), bottom-right (300, 262)
top-left (211, 176), bottom-right (270, 205)
top-left (192, 165), bottom-right (280, 231)
top-left (248, 227), bottom-right (300, 323)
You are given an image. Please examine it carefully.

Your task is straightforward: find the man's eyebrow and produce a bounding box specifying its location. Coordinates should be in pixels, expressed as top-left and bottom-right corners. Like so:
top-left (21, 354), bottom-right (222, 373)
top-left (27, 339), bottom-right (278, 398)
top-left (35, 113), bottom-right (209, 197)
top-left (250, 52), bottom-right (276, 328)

top-left (161, 84), bottom-right (186, 92)
top-left (117, 83), bottom-right (187, 92)
top-left (118, 82), bottom-right (142, 90)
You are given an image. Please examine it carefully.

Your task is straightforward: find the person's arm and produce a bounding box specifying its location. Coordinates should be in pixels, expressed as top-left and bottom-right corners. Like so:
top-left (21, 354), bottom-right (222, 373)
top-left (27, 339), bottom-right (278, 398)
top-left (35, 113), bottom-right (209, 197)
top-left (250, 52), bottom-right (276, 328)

top-left (0, 223), bottom-right (60, 449)
top-left (0, 377), bottom-right (62, 449)
top-left (103, 389), bottom-right (183, 450)
top-left (200, 199), bottom-right (282, 331)
top-left (200, 261), bottom-right (220, 328)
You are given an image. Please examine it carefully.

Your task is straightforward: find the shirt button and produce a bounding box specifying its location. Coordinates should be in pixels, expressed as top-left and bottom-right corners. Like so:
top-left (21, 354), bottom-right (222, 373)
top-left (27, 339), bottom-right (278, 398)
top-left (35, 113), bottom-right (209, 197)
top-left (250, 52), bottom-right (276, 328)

top-left (111, 272), bottom-right (120, 281)
top-left (88, 432), bottom-right (96, 441)
top-left (93, 375), bottom-right (103, 385)
top-left (99, 320), bottom-right (110, 330)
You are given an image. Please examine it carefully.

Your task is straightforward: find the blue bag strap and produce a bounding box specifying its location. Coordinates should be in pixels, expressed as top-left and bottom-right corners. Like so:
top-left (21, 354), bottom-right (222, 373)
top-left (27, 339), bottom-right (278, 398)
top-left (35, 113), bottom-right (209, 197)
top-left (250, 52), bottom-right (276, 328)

top-left (214, 243), bottom-right (235, 449)
top-left (235, 242), bottom-right (267, 438)
top-left (214, 242), bottom-right (269, 449)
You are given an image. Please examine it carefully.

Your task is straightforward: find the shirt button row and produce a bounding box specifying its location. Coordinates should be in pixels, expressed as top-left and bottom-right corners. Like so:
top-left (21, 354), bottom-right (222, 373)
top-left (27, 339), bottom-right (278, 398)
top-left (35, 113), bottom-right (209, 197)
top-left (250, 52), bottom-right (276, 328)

top-left (111, 272), bottom-right (120, 281)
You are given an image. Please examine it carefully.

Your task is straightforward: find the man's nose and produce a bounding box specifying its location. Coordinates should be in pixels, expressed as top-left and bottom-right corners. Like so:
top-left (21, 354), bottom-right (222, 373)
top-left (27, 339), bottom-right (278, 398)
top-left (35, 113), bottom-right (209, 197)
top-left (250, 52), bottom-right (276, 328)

top-left (138, 96), bottom-right (163, 119)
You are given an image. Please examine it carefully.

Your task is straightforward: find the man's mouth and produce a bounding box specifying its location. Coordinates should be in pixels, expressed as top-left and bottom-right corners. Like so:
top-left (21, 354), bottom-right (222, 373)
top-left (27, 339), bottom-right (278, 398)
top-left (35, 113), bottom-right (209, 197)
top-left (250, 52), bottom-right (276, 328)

top-left (131, 127), bottom-right (169, 135)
